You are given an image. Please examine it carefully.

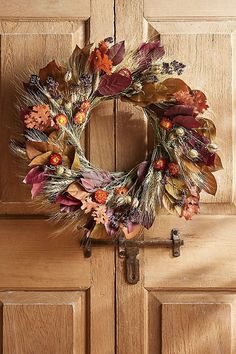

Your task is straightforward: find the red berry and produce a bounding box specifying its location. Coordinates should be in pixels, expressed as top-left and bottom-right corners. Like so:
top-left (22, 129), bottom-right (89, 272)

top-left (50, 153), bottom-right (62, 166)
top-left (160, 117), bottom-right (173, 130)
top-left (153, 158), bottom-right (167, 171)
top-left (168, 162), bottom-right (180, 176)
top-left (94, 189), bottom-right (108, 204)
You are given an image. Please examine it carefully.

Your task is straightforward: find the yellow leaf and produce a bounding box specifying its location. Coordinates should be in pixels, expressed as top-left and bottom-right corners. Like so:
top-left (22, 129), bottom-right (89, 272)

top-left (71, 151), bottom-right (80, 170)
top-left (162, 193), bottom-right (182, 216)
top-left (201, 167), bottom-right (217, 195)
top-left (29, 151), bottom-right (52, 166)
top-left (165, 177), bottom-right (186, 200)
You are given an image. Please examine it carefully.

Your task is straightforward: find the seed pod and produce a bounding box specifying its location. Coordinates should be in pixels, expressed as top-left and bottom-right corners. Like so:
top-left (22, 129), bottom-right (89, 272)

top-left (188, 149), bottom-right (199, 159)
top-left (175, 127), bottom-right (185, 137)
top-left (207, 143), bottom-right (218, 153)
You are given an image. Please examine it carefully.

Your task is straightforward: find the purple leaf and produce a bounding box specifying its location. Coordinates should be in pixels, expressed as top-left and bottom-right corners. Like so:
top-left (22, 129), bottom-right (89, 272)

top-left (98, 72), bottom-right (132, 96)
top-left (23, 166), bottom-right (46, 184)
top-left (172, 115), bottom-right (202, 129)
top-left (55, 194), bottom-right (81, 206)
top-left (138, 40), bottom-right (165, 60)
top-left (80, 178), bottom-right (97, 192)
top-left (127, 221), bottom-right (137, 234)
top-left (137, 161), bottom-right (149, 181)
top-left (31, 182), bottom-right (44, 198)
top-left (165, 105), bottom-right (194, 117)
top-left (108, 41), bottom-right (125, 66)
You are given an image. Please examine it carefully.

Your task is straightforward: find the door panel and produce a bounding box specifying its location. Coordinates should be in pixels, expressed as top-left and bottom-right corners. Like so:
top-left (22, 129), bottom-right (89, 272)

top-left (0, 1), bottom-right (115, 353)
top-left (148, 292), bottom-right (234, 354)
top-left (1, 292), bottom-right (86, 354)
top-left (116, 1), bottom-right (236, 353)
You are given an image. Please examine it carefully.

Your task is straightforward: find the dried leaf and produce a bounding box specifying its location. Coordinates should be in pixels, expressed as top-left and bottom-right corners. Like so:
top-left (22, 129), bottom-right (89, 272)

top-left (162, 193), bottom-right (182, 216)
top-left (26, 141), bottom-right (59, 160)
top-left (162, 78), bottom-right (189, 95)
top-left (197, 118), bottom-right (216, 140)
top-left (165, 177), bottom-right (186, 200)
top-left (71, 151), bottom-right (80, 170)
top-left (200, 166), bottom-right (217, 195)
top-left (29, 151), bottom-right (52, 166)
top-left (67, 183), bottom-right (89, 200)
top-left (39, 60), bottom-right (66, 89)
top-left (172, 115), bottom-right (202, 129)
top-left (108, 41), bottom-right (125, 65)
top-left (98, 72), bottom-right (131, 96)
top-left (121, 224), bottom-right (142, 239)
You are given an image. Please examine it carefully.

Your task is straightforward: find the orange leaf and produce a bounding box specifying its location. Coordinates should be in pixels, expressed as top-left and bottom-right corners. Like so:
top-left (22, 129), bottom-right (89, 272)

top-left (26, 141), bottom-right (59, 160)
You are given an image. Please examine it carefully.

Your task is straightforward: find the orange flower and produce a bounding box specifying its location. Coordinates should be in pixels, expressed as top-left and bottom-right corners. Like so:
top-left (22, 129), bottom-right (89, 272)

top-left (115, 187), bottom-right (128, 195)
top-left (80, 100), bottom-right (90, 113)
top-left (94, 189), bottom-right (108, 204)
top-left (54, 114), bottom-right (68, 126)
top-left (89, 45), bottom-right (112, 75)
top-left (74, 111), bottom-right (86, 124)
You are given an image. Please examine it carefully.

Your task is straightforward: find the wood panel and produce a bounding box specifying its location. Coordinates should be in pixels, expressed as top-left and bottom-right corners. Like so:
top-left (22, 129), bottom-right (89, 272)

top-left (144, 215), bottom-right (236, 289)
top-left (0, 0), bottom-right (90, 19)
top-left (0, 218), bottom-right (91, 289)
top-left (149, 21), bottom-right (235, 207)
top-left (144, 0), bottom-right (236, 19)
top-left (0, 20), bottom-right (86, 213)
top-left (0, 291), bottom-right (86, 354)
top-left (148, 291), bottom-right (235, 354)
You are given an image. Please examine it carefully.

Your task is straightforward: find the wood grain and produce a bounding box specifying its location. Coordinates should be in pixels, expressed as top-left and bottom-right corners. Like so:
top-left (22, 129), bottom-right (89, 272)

top-left (1, 292), bottom-right (86, 354)
top-left (88, 2), bottom-right (115, 354)
top-left (0, 0), bottom-right (90, 19)
top-left (0, 21), bottom-right (86, 212)
top-left (148, 292), bottom-right (235, 354)
top-left (0, 219), bottom-right (91, 289)
top-left (162, 303), bottom-right (231, 354)
top-left (144, 215), bottom-right (236, 288)
top-left (144, 0), bottom-right (236, 19)
top-left (150, 21), bottom-right (233, 204)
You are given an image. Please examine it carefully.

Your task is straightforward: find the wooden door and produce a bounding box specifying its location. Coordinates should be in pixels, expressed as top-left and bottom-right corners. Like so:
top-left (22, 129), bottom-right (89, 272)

top-left (115, 1), bottom-right (236, 353)
top-left (0, 1), bottom-right (116, 353)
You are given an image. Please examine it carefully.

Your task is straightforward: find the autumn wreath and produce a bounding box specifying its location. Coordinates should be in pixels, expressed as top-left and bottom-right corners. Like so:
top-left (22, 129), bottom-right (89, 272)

top-left (11, 37), bottom-right (222, 240)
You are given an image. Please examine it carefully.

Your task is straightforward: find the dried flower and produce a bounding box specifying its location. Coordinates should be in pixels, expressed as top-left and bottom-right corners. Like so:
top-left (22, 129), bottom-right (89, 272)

top-left (49, 153), bottom-right (62, 166)
top-left (81, 197), bottom-right (98, 214)
top-left (54, 114), bottom-right (68, 126)
top-left (92, 205), bottom-right (109, 224)
top-left (24, 105), bottom-right (51, 131)
top-left (89, 42), bottom-right (113, 75)
top-left (74, 111), bottom-right (86, 124)
top-left (168, 162), bottom-right (180, 176)
top-left (160, 117), bottom-right (173, 130)
top-left (153, 158), bottom-right (167, 171)
top-left (94, 189), bottom-right (108, 204)
top-left (115, 187), bottom-right (128, 195)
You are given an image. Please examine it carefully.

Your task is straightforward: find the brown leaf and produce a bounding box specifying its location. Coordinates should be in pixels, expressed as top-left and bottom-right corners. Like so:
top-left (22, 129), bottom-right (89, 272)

top-left (26, 141), bottom-right (59, 160)
top-left (29, 151), bottom-right (52, 166)
top-left (196, 118), bottom-right (216, 140)
top-left (200, 166), bottom-right (217, 195)
top-left (162, 78), bottom-right (190, 94)
top-left (67, 183), bottom-right (88, 200)
top-left (39, 60), bottom-right (66, 90)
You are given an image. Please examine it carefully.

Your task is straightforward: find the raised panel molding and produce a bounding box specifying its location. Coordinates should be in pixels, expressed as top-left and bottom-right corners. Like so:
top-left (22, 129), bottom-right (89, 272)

top-left (147, 292), bottom-right (235, 354)
top-left (0, 291), bottom-right (86, 354)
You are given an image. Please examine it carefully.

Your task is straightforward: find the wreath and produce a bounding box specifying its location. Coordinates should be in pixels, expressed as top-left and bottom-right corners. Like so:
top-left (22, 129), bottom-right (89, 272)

top-left (11, 37), bottom-right (222, 240)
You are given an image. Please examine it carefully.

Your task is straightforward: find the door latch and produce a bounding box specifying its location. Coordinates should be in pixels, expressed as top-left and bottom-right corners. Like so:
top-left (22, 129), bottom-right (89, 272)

top-left (81, 229), bottom-right (184, 284)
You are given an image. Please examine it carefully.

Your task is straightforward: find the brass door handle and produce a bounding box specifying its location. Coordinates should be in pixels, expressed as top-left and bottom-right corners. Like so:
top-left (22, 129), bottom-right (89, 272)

top-left (81, 229), bottom-right (184, 284)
